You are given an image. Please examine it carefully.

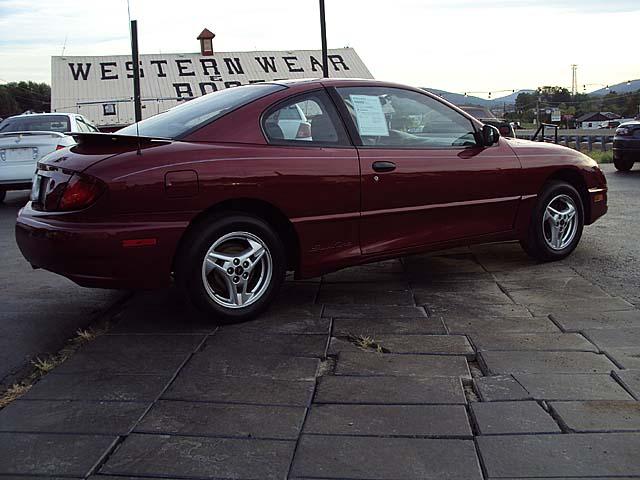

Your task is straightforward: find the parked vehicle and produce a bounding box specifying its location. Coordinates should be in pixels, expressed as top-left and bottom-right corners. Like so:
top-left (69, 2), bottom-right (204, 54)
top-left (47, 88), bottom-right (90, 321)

top-left (459, 105), bottom-right (515, 137)
top-left (15, 79), bottom-right (608, 323)
top-left (613, 121), bottom-right (640, 171)
top-left (0, 113), bottom-right (99, 203)
top-left (273, 103), bottom-right (312, 140)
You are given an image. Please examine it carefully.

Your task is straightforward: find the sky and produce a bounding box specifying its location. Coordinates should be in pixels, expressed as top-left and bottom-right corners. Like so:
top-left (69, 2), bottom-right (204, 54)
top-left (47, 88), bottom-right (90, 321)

top-left (0, 0), bottom-right (638, 97)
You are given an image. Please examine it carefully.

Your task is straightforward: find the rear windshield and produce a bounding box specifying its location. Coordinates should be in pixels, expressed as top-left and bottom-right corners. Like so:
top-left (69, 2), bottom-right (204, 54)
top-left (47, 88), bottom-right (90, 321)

top-left (0, 115), bottom-right (71, 133)
top-left (118, 84), bottom-right (286, 139)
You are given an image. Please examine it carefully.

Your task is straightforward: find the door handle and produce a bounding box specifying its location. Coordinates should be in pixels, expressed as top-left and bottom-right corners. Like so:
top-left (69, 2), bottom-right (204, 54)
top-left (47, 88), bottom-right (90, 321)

top-left (372, 161), bottom-right (396, 173)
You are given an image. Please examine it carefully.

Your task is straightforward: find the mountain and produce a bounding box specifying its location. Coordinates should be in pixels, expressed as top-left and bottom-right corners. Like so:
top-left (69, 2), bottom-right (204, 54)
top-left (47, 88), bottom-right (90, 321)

top-left (588, 79), bottom-right (640, 96)
top-left (422, 88), bottom-right (535, 107)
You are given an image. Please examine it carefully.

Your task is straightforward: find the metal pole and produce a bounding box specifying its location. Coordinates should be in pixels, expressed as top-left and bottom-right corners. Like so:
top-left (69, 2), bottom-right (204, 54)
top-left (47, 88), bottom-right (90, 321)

top-left (319, 0), bottom-right (328, 77)
top-left (130, 19), bottom-right (142, 123)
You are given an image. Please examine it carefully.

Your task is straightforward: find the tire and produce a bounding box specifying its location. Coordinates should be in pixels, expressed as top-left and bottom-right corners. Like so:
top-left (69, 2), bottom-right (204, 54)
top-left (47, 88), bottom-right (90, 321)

top-left (175, 213), bottom-right (286, 324)
top-left (0, 189), bottom-right (5, 204)
top-left (614, 157), bottom-right (634, 172)
top-left (520, 180), bottom-right (584, 262)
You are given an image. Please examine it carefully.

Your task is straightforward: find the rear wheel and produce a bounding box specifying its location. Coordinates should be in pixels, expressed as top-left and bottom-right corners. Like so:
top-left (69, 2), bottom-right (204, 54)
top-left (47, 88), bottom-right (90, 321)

top-left (614, 157), bottom-right (634, 172)
top-left (520, 181), bottom-right (584, 262)
top-left (175, 214), bottom-right (286, 324)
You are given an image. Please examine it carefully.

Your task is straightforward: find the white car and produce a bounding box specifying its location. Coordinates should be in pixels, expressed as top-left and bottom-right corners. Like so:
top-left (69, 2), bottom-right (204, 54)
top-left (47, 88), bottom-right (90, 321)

top-left (0, 113), bottom-right (98, 203)
top-left (276, 104), bottom-right (312, 140)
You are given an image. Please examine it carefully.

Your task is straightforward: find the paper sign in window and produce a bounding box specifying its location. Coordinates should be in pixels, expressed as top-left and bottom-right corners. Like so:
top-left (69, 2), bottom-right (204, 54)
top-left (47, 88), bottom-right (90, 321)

top-left (350, 95), bottom-right (389, 136)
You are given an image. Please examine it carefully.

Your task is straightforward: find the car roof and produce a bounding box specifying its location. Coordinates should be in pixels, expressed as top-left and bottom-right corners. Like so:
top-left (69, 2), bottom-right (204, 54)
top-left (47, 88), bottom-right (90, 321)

top-left (6, 112), bottom-right (78, 119)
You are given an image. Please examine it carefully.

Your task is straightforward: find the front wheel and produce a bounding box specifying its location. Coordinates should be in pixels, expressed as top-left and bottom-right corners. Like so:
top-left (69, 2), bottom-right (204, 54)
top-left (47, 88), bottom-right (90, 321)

top-left (520, 180), bottom-right (584, 262)
top-left (175, 214), bottom-right (286, 324)
top-left (614, 157), bottom-right (634, 172)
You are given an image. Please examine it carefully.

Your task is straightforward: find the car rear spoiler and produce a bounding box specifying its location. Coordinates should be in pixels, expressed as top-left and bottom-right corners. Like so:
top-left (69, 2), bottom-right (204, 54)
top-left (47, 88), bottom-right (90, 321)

top-left (0, 131), bottom-right (67, 138)
top-left (70, 132), bottom-right (171, 148)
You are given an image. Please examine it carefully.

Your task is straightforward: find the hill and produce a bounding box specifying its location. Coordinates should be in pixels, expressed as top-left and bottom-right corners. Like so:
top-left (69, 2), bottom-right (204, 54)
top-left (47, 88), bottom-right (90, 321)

top-left (422, 88), bottom-right (535, 107)
top-left (589, 79), bottom-right (640, 96)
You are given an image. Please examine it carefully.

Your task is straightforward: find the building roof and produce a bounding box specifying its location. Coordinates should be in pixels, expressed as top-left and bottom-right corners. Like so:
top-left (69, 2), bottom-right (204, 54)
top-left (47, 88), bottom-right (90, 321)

top-left (575, 111), bottom-right (621, 122)
top-left (197, 28), bottom-right (215, 40)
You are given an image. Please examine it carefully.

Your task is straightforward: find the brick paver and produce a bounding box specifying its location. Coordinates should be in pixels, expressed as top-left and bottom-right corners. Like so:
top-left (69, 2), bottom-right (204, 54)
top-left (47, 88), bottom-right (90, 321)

top-left (2, 245), bottom-right (640, 479)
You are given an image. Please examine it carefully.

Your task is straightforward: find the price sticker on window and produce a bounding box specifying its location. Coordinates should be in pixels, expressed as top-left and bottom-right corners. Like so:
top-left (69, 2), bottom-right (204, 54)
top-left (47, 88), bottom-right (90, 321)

top-left (349, 94), bottom-right (389, 137)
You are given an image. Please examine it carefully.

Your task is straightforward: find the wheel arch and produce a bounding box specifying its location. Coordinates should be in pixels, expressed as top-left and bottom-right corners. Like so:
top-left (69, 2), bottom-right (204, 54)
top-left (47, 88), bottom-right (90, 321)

top-left (172, 197), bottom-right (300, 274)
top-left (545, 167), bottom-right (590, 222)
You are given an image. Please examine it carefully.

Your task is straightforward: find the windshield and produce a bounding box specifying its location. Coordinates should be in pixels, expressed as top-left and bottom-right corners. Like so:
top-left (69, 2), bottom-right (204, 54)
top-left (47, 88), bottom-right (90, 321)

top-left (0, 115), bottom-right (71, 133)
top-left (118, 84), bottom-right (286, 139)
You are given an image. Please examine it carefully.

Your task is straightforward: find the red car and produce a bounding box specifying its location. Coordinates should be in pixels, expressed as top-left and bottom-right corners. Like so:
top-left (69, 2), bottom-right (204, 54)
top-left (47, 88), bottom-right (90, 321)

top-left (15, 79), bottom-right (608, 323)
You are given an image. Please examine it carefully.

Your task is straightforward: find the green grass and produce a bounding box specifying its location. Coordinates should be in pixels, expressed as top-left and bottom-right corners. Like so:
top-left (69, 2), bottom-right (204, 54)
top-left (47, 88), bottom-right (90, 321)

top-left (581, 149), bottom-right (613, 164)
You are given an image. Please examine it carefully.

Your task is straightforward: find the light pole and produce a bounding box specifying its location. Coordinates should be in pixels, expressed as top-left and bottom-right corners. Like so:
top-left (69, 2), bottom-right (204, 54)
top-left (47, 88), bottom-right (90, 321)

top-left (319, 0), bottom-right (328, 77)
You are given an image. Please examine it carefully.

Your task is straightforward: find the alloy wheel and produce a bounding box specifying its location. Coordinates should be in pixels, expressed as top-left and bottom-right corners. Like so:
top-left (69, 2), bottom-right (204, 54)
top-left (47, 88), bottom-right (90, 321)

top-left (542, 194), bottom-right (578, 251)
top-left (200, 231), bottom-right (273, 309)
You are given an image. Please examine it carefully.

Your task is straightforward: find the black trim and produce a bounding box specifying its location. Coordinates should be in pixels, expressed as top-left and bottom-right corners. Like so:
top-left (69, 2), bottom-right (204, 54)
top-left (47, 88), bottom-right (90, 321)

top-left (326, 86), bottom-right (362, 146)
top-left (259, 89), bottom-right (352, 148)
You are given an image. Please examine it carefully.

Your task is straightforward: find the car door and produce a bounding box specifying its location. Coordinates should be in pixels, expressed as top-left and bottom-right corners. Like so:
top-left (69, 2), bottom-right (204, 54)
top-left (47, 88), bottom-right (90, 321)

top-left (332, 85), bottom-right (522, 255)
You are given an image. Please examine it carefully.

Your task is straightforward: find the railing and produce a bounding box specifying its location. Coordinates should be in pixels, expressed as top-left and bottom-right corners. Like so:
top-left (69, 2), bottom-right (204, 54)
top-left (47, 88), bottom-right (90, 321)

top-left (531, 123), bottom-right (559, 143)
top-left (516, 128), bottom-right (615, 152)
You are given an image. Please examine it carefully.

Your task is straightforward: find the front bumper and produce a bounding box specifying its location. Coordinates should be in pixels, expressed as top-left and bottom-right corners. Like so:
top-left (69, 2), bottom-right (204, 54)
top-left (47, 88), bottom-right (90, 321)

top-left (15, 203), bottom-right (187, 289)
top-left (587, 187), bottom-right (607, 225)
top-left (613, 138), bottom-right (640, 160)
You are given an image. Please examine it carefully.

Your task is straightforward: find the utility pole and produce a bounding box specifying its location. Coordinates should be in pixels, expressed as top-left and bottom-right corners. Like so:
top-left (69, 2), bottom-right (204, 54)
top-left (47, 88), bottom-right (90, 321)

top-left (319, 0), bottom-right (329, 77)
top-left (571, 64), bottom-right (578, 96)
top-left (130, 19), bottom-right (142, 123)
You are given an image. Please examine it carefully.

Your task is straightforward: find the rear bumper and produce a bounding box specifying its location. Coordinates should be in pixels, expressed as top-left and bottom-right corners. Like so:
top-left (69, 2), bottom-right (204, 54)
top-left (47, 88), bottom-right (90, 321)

top-left (15, 203), bottom-right (187, 289)
top-left (587, 187), bottom-right (607, 225)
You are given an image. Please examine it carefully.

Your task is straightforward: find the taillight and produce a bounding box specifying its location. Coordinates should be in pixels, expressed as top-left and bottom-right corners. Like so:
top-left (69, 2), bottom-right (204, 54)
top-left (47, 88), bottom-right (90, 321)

top-left (58, 174), bottom-right (105, 211)
top-left (296, 122), bottom-right (312, 138)
top-left (55, 144), bottom-right (66, 150)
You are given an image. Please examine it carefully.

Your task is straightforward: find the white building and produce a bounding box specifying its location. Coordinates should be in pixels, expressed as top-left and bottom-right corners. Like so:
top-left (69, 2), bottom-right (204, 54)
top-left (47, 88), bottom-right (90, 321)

top-left (51, 29), bottom-right (373, 129)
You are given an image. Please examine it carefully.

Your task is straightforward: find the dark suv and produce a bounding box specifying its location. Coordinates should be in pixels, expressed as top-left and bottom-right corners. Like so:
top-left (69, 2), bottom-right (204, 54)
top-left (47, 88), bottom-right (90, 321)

top-left (613, 121), bottom-right (640, 171)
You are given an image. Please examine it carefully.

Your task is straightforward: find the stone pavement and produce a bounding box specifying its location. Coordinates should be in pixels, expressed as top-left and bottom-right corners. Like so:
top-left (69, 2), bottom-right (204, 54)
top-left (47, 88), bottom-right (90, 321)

top-left (1, 243), bottom-right (640, 479)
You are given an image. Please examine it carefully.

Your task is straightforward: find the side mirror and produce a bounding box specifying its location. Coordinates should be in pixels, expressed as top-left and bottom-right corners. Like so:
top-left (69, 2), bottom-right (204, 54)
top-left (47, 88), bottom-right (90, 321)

top-left (482, 124), bottom-right (500, 146)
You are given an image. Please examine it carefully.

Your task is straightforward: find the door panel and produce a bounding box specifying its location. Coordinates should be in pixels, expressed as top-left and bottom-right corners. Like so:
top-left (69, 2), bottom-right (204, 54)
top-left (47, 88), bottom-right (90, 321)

top-left (358, 141), bottom-right (521, 254)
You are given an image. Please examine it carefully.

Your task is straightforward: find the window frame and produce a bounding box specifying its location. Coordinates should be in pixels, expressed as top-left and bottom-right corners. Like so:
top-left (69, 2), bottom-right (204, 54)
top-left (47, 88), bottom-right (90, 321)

top-left (260, 88), bottom-right (353, 148)
top-left (329, 86), bottom-right (482, 150)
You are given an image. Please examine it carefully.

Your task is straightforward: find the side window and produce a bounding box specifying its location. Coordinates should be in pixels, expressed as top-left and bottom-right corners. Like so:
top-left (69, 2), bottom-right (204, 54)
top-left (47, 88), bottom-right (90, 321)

top-left (74, 118), bottom-right (88, 132)
top-left (263, 90), bottom-right (350, 146)
top-left (336, 86), bottom-right (477, 148)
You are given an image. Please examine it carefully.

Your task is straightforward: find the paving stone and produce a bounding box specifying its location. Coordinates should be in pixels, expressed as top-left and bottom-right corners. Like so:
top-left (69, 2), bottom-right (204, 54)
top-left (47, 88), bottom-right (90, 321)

top-left (291, 435), bottom-right (483, 479)
top-left (333, 316), bottom-right (446, 335)
top-left (551, 310), bottom-right (640, 331)
top-left (52, 350), bottom-right (189, 375)
top-left (317, 283), bottom-right (414, 305)
top-left (474, 375), bottom-right (532, 401)
top-left (444, 315), bottom-right (559, 334)
top-left (477, 433), bottom-right (640, 478)
top-left (490, 265), bottom-right (580, 282)
top-left (330, 334), bottom-right (473, 356)
top-left (87, 334), bottom-right (205, 353)
top-left (429, 303), bottom-right (532, 320)
top-left (304, 404), bottom-right (472, 437)
top-left (136, 400), bottom-right (305, 439)
top-left (272, 282), bottom-right (319, 306)
top-left (258, 303), bottom-right (324, 320)
top-left (0, 400), bottom-right (147, 435)
top-left (613, 370), bottom-right (640, 400)
top-left (203, 331), bottom-right (327, 357)
top-left (481, 351), bottom-right (618, 374)
top-left (515, 374), bottom-right (634, 401)
top-left (335, 352), bottom-right (470, 378)
top-left (222, 313), bottom-right (330, 334)
top-left (415, 289), bottom-right (514, 307)
top-left (180, 352), bottom-right (319, 381)
top-left (0, 432), bottom-right (117, 477)
top-left (498, 275), bottom-right (601, 293)
top-left (21, 373), bottom-right (172, 402)
top-left (551, 401), bottom-right (640, 432)
top-left (527, 297), bottom-right (635, 317)
top-left (323, 304), bottom-right (427, 319)
top-left (606, 348), bottom-right (640, 369)
top-left (584, 327), bottom-right (640, 349)
top-left (408, 271), bottom-right (495, 286)
top-left (314, 375), bottom-right (466, 404)
top-left (471, 401), bottom-right (560, 434)
top-left (322, 260), bottom-right (406, 283)
top-left (163, 374), bottom-right (315, 406)
top-left (470, 332), bottom-right (596, 352)
top-left (404, 253), bottom-right (486, 274)
top-left (413, 281), bottom-right (504, 294)
top-left (101, 433), bottom-right (294, 479)
top-left (504, 283), bottom-right (610, 303)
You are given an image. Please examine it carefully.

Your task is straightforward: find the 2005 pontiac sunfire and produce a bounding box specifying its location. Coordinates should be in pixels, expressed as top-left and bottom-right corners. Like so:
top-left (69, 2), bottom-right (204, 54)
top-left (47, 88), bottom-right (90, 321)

top-left (15, 79), bottom-right (608, 323)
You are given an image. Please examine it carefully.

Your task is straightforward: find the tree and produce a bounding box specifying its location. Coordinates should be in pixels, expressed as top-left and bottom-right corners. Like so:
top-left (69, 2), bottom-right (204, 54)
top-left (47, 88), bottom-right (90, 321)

top-left (0, 82), bottom-right (51, 118)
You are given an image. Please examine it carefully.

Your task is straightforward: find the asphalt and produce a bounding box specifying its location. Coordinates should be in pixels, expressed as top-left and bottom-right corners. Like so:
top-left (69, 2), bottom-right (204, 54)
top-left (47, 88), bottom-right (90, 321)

top-left (0, 163), bottom-right (639, 478)
top-left (0, 191), bottom-right (123, 387)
